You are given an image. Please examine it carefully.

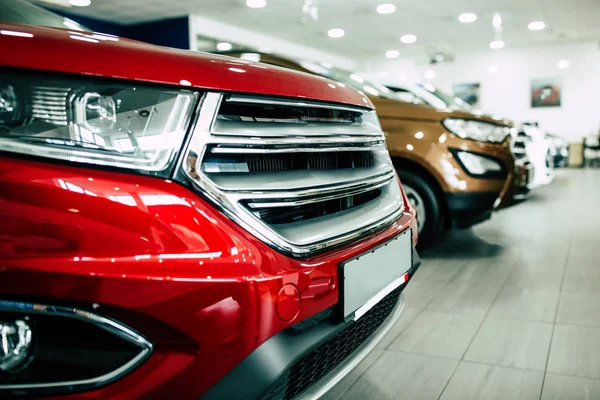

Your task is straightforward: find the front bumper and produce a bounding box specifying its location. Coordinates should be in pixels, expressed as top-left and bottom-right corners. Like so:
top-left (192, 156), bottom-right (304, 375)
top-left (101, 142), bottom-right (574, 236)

top-left (203, 250), bottom-right (421, 400)
top-left (446, 192), bottom-right (500, 229)
top-left (0, 158), bottom-right (418, 399)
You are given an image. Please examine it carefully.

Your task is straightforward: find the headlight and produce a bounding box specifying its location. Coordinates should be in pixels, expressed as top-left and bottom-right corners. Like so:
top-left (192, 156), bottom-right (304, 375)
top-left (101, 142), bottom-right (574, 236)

top-left (450, 149), bottom-right (507, 179)
top-left (443, 118), bottom-right (510, 143)
top-left (0, 72), bottom-right (198, 176)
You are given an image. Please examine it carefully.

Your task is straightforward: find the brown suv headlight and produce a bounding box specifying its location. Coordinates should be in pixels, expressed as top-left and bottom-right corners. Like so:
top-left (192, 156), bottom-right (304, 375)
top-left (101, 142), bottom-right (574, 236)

top-left (0, 72), bottom-right (198, 177)
top-left (443, 118), bottom-right (510, 144)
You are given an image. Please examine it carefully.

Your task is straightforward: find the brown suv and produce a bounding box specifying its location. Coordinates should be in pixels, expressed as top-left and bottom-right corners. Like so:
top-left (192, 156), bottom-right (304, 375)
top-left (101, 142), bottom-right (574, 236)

top-left (223, 53), bottom-right (521, 248)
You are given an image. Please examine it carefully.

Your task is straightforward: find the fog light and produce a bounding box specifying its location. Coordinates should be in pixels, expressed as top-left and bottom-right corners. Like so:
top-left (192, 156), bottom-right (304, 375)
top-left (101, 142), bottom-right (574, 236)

top-left (456, 151), bottom-right (502, 175)
top-left (0, 320), bottom-right (33, 373)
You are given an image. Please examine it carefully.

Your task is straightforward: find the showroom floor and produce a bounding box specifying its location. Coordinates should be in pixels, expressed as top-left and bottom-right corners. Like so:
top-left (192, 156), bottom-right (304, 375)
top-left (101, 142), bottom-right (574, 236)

top-left (323, 168), bottom-right (600, 400)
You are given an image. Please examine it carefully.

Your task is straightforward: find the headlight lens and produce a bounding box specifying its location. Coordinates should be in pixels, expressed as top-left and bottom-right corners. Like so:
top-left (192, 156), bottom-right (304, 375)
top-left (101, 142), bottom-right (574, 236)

top-left (0, 73), bottom-right (198, 176)
top-left (443, 118), bottom-right (510, 143)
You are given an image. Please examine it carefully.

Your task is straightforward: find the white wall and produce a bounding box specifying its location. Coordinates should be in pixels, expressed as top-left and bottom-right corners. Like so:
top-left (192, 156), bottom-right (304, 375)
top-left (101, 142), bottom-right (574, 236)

top-left (189, 15), bottom-right (356, 70)
top-left (361, 42), bottom-right (600, 143)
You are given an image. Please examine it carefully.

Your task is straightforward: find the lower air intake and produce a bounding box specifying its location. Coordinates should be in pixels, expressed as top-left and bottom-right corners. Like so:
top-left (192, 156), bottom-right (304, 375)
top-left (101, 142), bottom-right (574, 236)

top-left (261, 288), bottom-right (402, 400)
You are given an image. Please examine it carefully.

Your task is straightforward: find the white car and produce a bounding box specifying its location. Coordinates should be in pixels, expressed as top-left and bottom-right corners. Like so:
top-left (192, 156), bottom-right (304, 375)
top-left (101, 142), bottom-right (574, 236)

top-left (512, 125), bottom-right (554, 188)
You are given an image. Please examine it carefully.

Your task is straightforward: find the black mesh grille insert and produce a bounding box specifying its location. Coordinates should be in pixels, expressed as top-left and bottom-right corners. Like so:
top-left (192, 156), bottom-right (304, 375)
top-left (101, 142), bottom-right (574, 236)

top-left (218, 101), bottom-right (363, 125)
top-left (204, 151), bottom-right (376, 174)
top-left (261, 288), bottom-right (402, 400)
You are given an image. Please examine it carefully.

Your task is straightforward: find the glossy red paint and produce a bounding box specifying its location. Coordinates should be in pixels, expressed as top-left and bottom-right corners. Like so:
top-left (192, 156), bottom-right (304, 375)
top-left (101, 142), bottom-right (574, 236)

top-left (0, 157), bottom-right (416, 398)
top-left (0, 22), bottom-right (373, 109)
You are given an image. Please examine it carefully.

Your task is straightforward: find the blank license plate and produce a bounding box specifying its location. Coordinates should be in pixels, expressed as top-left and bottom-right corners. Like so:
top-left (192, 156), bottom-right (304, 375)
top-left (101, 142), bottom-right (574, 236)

top-left (341, 230), bottom-right (411, 320)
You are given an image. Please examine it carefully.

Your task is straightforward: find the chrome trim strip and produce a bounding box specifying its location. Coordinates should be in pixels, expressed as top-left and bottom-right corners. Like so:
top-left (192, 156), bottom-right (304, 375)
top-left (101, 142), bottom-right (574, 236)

top-left (233, 170), bottom-right (393, 196)
top-left (209, 134), bottom-right (383, 146)
top-left (225, 95), bottom-right (370, 113)
top-left (0, 300), bottom-right (152, 391)
top-left (295, 293), bottom-right (405, 400)
top-left (210, 143), bottom-right (385, 154)
top-left (353, 274), bottom-right (407, 321)
top-left (212, 121), bottom-right (382, 138)
top-left (246, 176), bottom-right (392, 208)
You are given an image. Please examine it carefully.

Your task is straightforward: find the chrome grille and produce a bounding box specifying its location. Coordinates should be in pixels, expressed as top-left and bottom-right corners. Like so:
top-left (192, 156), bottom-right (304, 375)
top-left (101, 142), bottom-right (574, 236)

top-left (30, 86), bottom-right (70, 126)
top-left (182, 93), bottom-right (404, 256)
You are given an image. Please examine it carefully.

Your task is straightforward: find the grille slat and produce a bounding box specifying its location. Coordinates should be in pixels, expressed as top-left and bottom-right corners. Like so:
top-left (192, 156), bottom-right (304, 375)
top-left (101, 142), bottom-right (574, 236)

top-left (262, 288), bottom-right (402, 400)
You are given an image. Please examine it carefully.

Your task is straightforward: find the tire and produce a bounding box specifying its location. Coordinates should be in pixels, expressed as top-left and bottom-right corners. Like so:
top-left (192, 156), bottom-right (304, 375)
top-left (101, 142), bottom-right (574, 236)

top-left (395, 169), bottom-right (443, 251)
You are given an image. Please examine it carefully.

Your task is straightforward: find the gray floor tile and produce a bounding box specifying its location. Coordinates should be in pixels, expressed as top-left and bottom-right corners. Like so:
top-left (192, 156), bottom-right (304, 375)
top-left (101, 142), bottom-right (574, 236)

top-left (341, 352), bottom-right (458, 400)
top-left (321, 348), bottom-right (384, 400)
top-left (377, 307), bottom-right (420, 349)
top-left (427, 283), bottom-right (502, 316)
top-left (403, 280), bottom-right (447, 309)
top-left (541, 373), bottom-right (600, 400)
top-left (464, 317), bottom-right (553, 371)
top-left (547, 324), bottom-right (600, 379)
top-left (489, 287), bottom-right (560, 322)
top-left (567, 249), bottom-right (598, 272)
top-left (389, 310), bottom-right (483, 359)
top-left (413, 260), bottom-right (465, 283)
top-left (557, 292), bottom-right (600, 327)
top-left (562, 268), bottom-right (600, 293)
top-left (450, 259), bottom-right (514, 285)
top-left (439, 362), bottom-right (544, 400)
top-left (505, 263), bottom-right (564, 291)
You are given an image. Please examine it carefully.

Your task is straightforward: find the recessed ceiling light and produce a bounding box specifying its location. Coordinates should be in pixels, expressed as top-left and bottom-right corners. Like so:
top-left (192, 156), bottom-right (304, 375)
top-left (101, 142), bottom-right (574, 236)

top-left (328, 28), bottom-right (345, 38)
top-left (241, 53), bottom-right (261, 62)
top-left (424, 69), bottom-right (436, 80)
top-left (69, 0), bottom-right (91, 6)
top-left (385, 50), bottom-right (400, 58)
top-left (489, 40), bottom-right (505, 49)
top-left (350, 74), bottom-right (365, 83)
top-left (528, 21), bottom-right (546, 31)
top-left (492, 13), bottom-right (502, 30)
top-left (246, 0), bottom-right (266, 8)
top-left (458, 13), bottom-right (477, 23)
top-left (400, 34), bottom-right (417, 44)
top-left (376, 4), bottom-right (396, 14)
top-left (557, 60), bottom-right (571, 69)
top-left (488, 64), bottom-right (500, 73)
top-left (70, 35), bottom-right (98, 43)
top-left (69, 0), bottom-right (91, 5)
top-left (363, 85), bottom-right (380, 96)
top-left (216, 42), bottom-right (233, 51)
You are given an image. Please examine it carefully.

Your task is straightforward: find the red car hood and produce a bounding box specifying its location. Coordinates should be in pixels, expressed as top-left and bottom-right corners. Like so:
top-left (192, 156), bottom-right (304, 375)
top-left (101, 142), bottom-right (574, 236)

top-left (0, 22), bottom-right (373, 109)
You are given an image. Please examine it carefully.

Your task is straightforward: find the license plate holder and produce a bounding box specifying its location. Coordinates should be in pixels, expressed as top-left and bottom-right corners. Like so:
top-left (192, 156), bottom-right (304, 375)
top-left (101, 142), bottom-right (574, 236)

top-left (340, 229), bottom-right (412, 321)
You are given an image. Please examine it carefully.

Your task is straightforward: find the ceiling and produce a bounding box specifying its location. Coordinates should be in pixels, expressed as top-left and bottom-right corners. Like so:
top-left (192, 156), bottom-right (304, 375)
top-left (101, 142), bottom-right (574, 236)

top-left (44, 0), bottom-right (600, 62)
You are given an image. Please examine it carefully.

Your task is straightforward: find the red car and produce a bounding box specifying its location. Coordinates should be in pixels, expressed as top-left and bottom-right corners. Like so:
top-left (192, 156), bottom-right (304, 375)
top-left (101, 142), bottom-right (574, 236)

top-left (0, 2), bottom-right (419, 399)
